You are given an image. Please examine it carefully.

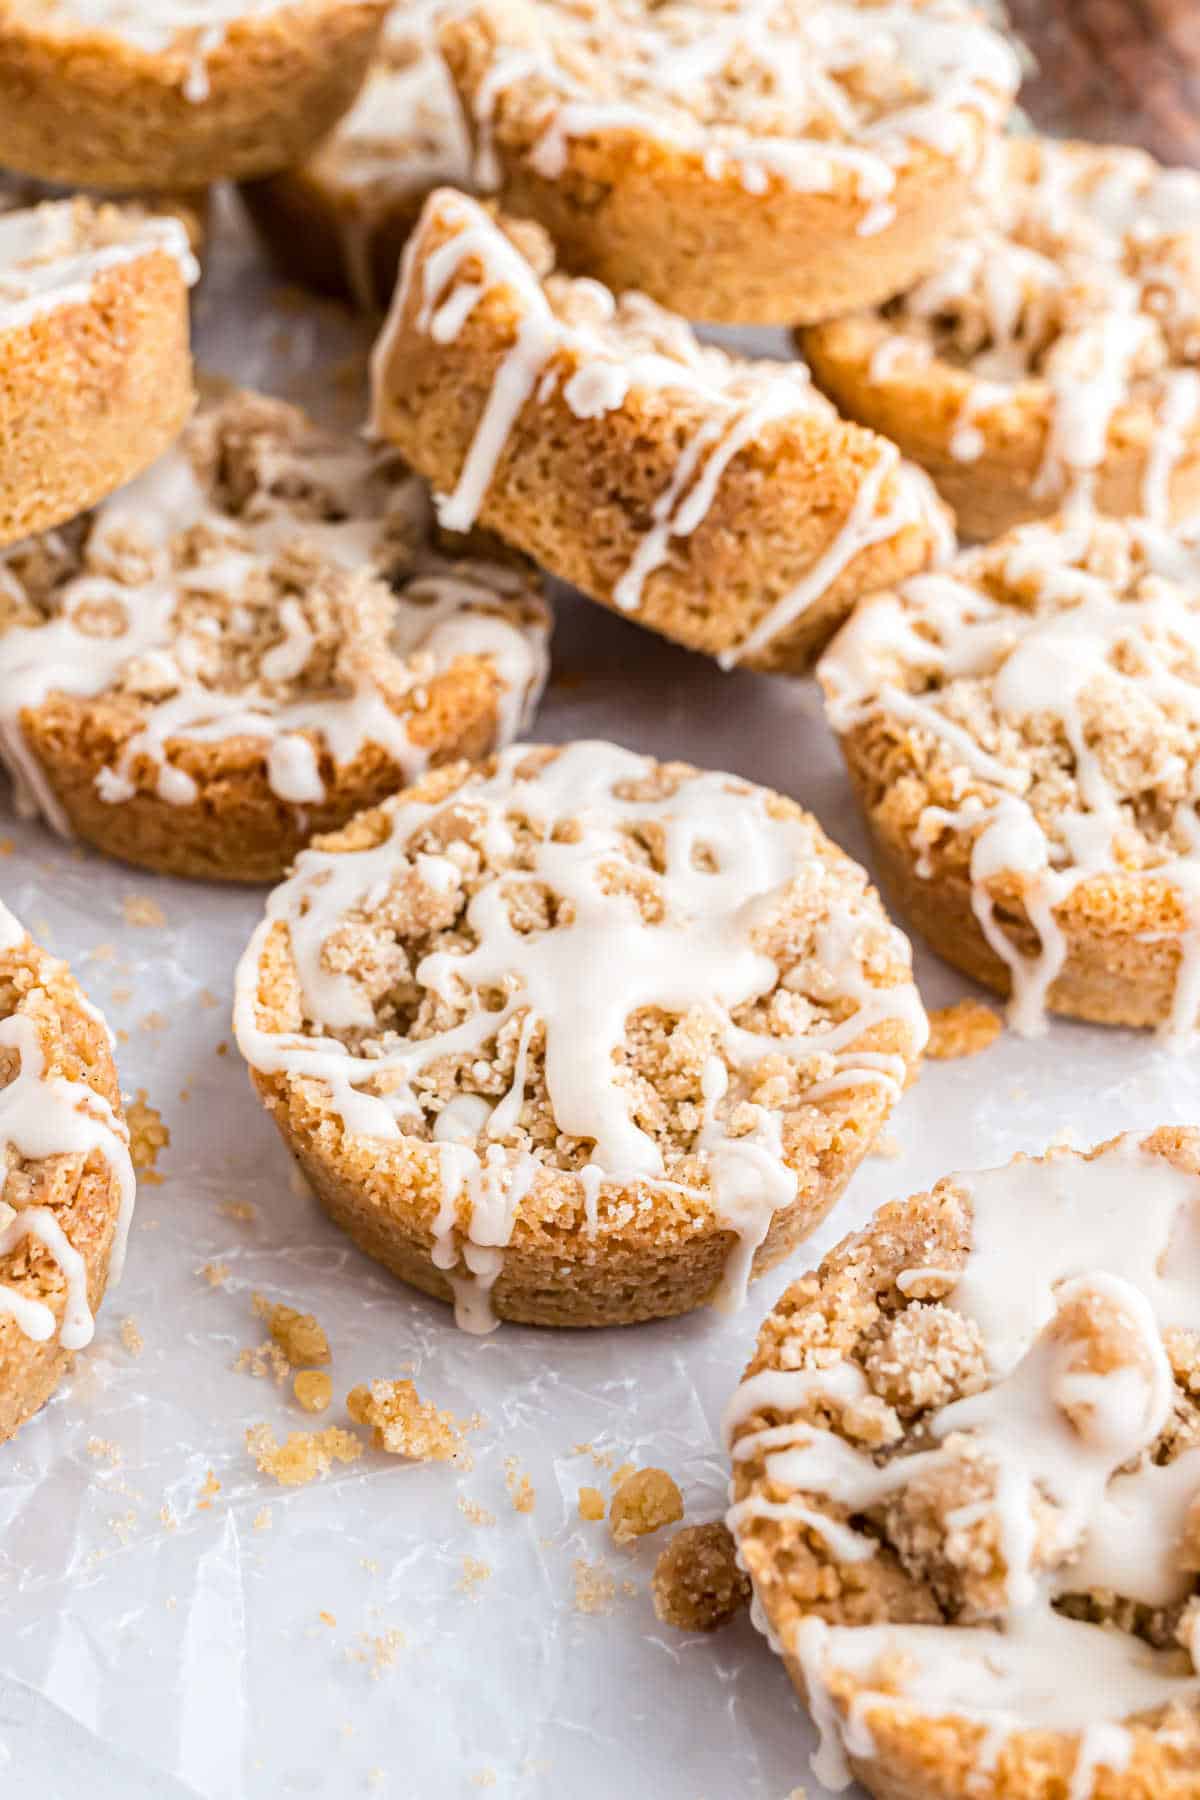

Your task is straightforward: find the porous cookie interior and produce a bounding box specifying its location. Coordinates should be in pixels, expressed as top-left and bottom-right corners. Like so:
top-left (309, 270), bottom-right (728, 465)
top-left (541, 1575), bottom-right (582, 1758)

top-left (818, 514), bottom-right (1200, 1038)
top-left (877, 139), bottom-right (1200, 508)
top-left (458, 0), bottom-right (1017, 213)
top-left (236, 741), bottom-right (925, 1328)
top-left (0, 388), bottom-right (547, 830)
top-left (0, 904), bottom-right (135, 1352)
top-left (726, 1132), bottom-right (1200, 1791)
top-left (0, 197), bottom-right (196, 329)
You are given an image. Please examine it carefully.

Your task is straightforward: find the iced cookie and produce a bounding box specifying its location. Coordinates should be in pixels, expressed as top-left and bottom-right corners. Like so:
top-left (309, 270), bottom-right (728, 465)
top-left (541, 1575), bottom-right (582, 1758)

top-left (240, 1), bottom-right (472, 311)
top-left (438, 0), bottom-right (1020, 325)
top-left (802, 137), bottom-right (1200, 541)
top-left (0, 0), bottom-right (389, 190)
top-left (0, 198), bottom-right (196, 549)
top-left (0, 387), bottom-right (550, 883)
top-left (0, 903), bottom-right (135, 1444)
top-left (725, 1129), bottom-right (1200, 1800)
top-left (817, 514), bottom-right (1200, 1043)
top-left (370, 190), bottom-right (951, 675)
top-left (234, 741), bottom-right (927, 1332)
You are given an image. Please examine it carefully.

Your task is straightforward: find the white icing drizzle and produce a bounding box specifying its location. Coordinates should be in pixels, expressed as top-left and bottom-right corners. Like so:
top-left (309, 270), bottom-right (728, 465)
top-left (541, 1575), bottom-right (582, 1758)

top-left (371, 188), bottom-right (947, 664)
top-left (457, 0), bottom-right (1017, 231)
top-left (34, 0), bottom-right (299, 103)
top-left (235, 740), bottom-right (926, 1331)
top-left (0, 398), bottom-right (549, 837)
top-left (875, 138), bottom-right (1200, 518)
top-left (0, 905), bottom-right (136, 1349)
top-left (726, 1135), bottom-right (1200, 1792)
top-left (818, 515), bottom-right (1200, 1044)
top-left (0, 200), bottom-right (198, 334)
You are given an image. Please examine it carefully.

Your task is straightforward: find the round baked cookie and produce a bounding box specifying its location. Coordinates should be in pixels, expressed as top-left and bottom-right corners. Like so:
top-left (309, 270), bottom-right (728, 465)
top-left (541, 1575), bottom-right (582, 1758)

top-left (234, 741), bottom-right (928, 1332)
top-left (0, 901), bottom-right (135, 1445)
top-left (239, 0), bottom-right (472, 311)
top-left (801, 136), bottom-right (1200, 542)
top-left (725, 1128), bottom-right (1200, 1800)
top-left (0, 387), bottom-right (551, 884)
top-left (370, 189), bottom-right (952, 675)
top-left (0, 198), bottom-right (196, 550)
top-left (0, 0), bottom-right (389, 190)
top-left (818, 514), bottom-right (1200, 1042)
top-left (438, 0), bottom-right (1020, 326)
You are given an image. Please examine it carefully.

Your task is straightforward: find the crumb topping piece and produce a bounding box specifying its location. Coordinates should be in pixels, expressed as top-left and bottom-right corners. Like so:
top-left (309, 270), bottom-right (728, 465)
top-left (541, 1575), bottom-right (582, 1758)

top-left (609, 1467), bottom-right (684, 1544)
top-left (819, 513), bottom-right (1200, 1043)
top-left (0, 197), bottom-right (196, 332)
top-left (254, 1293), bottom-right (331, 1365)
top-left (652, 1521), bottom-right (751, 1631)
top-left (726, 1132), bottom-right (1200, 1790)
top-left (246, 1420), bottom-right (364, 1487)
top-left (236, 740), bottom-right (926, 1332)
top-left (925, 1000), bottom-right (1001, 1061)
top-left (346, 1377), bottom-right (474, 1462)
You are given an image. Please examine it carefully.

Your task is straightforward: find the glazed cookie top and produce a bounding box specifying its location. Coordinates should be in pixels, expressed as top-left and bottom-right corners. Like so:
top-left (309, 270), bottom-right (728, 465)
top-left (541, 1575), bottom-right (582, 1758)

top-left (818, 514), bottom-right (1200, 1040)
top-left (871, 138), bottom-right (1200, 514)
top-left (235, 741), bottom-right (927, 1328)
top-left (0, 388), bottom-right (550, 836)
top-left (372, 188), bottom-right (950, 666)
top-left (725, 1130), bottom-right (1200, 1791)
top-left (448, 0), bottom-right (1019, 228)
top-left (0, 197), bottom-right (197, 333)
top-left (0, 902), bottom-right (135, 1349)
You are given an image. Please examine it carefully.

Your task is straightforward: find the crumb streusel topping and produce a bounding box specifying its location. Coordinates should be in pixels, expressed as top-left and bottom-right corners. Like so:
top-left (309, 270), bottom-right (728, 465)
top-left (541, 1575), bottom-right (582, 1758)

top-left (818, 514), bottom-right (1200, 1041)
top-left (235, 740), bottom-right (926, 1330)
top-left (0, 196), bottom-right (197, 331)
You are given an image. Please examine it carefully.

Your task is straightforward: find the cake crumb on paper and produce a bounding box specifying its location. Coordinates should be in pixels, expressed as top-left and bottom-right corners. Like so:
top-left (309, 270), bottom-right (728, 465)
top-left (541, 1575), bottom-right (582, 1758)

top-left (199, 1262), bottom-right (230, 1289)
top-left (121, 894), bottom-right (166, 929)
top-left (578, 1485), bottom-right (605, 1521)
top-left (253, 1507), bottom-right (272, 1532)
top-left (456, 1556), bottom-right (492, 1598)
top-left (126, 1091), bottom-right (169, 1182)
top-left (347, 1628), bottom-right (406, 1679)
top-left (609, 1468), bottom-right (683, 1545)
top-left (458, 1496), bottom-right (497, 1527)
top-left (572, 1557), bottom-right (616, 1616)
top-left (246, 1423), bottom-right (363, 1487)
top-left (221, 1200), bottom-right (258, 1223)
top-left (347, 1379), bottom-right (473, 1463)
top-left (119, 1316), bottom-right (143, 1356)
top-left (926, 999), bottom-right (1002, 1060)
top-left (86, 1436), bottom-right (121, 1466)
top-left (652, 1522), bottom-right (751, 1632)
top-left (294, 1370), bottom-right (333, 1414)
top-left (253, 1294), bottom-right (330, 1366)
top-left (235, 1340), bottom-right (291, 1385)
top-left (505, 1456), bottom-right (535, 1512)
top-left (197, 1470), bottom-right (221, 1510)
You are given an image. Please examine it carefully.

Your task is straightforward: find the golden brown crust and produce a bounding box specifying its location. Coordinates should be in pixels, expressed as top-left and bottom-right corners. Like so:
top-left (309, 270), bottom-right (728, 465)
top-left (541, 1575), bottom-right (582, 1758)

top-left (371, 192), bottom-right (947, 675)
top-left (0, 919), bottom-right (128, 1445)
top-left (0, 0), bottom-right (389, 189)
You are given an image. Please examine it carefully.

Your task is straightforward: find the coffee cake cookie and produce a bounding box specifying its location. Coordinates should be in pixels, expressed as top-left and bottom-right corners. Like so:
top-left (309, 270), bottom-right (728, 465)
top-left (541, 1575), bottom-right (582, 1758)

top-left (0, 199), bottom-right (196, 549)
top-left (725, 1129), bottom-right (1200, 1800)
top-left (240, 1), bottom-right (472, 311)
top-left (0, 387), bottom-right (550, 882)
top-left (439, 0), bottom-right (1019, 325)
top-left (818, 515), bottom-right (1200, 1041)
top-left (0, 902), bottom-right (135, 1444)
top-left (370, 190), bottom-right (951, 675)
top-left (234, 741), bottom-right (927, 1331)
top-left (0, 0), bottom-right (389, 190)
top-left (803, 137), bottom-right (1200, 540)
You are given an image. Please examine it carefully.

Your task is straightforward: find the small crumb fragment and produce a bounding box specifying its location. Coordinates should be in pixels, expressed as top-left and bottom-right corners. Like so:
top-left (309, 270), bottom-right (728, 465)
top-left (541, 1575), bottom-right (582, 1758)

top-left (578, 1485), bottom-right (606, 1522)
top-left (609, 1468), bottom-right (683, 1545)
top-left (122, 894), bottom-right (165, 929)
top-left (246, 1423), bottom-right (363, 1488)
top-left (235, 1340), bottom-right (291, 1385)
top-left (199, 1261), bottom-right (230, 1289)
top-left (197, 1470), bottom-right (221, 1510)
top-left (86, 1436), bottom-right (121, 1467)
top-left (294, 1370), bottom-right (333, 1414)
top-left (119, 1316), bottom-right (143, 1356)
top-left (220, 1201), bottom-right (257, 1223)
top-left (159, 1503), bottom-right (178, 1531)
top-left (0, 838), bottom-right (13, 856)
top-left (458, 1496), bottom-right (496, 1527)
top-left (651, 1522), bottom-right (751, 1632)
top-left (505, 1456), bottom-right (535, 1513)
top-left (347, 1628), bottom-right (406, 1679)
top-left (140, 1010), bottom-right (169, 1034)
top-left (347, 1379), bottom-right (471, 1463)
top-left (472, 1774), bottom-right (497, 1790)
top-left (199, 988), bottom-right (219, 1008)
top-left (455, 1556), bottom-right (491, 1598)
top-left (926, 1000), bottom-right (1002, 1061)
top-left (253, 1294), bottom-right (330, 1366)
top-left (319, 1611), bottom-right (337, 1628)
top-left (609, 1460), bottom-right (636, 1489)
top-left (126, 1091), bottom-right (169, 1182)
top-left (572, 1556), bottom-right (616, 1616)
top-left (253, 1507), bottom-right (272, 1532)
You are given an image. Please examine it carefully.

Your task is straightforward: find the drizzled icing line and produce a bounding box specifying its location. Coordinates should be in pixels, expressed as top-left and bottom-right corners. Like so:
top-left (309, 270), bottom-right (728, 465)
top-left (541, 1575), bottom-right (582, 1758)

top-left (0, 396), bottom-right (549, 838)
top-left (0, 199), bottom-right (198, 334)
top-left (370, 188), bottom-right (947, 665)
top-left (818, 514), bottom-right (1200, 1045)
top-left (0, 903), bottom-right (136, 1349)
top-left (453, 0), bottom-right (1018, 231)
top-left (725, 1134), bottom-right (1200, 1793)
top-left (31, 1), bottom-right (302, 103)
top-left (235, 740), bottom-right (926, 1332)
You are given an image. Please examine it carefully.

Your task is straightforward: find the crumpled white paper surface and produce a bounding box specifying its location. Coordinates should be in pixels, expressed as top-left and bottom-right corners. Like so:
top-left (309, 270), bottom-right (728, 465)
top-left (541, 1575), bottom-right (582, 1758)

top-left (3, 193), bottom-right (1199, 1800)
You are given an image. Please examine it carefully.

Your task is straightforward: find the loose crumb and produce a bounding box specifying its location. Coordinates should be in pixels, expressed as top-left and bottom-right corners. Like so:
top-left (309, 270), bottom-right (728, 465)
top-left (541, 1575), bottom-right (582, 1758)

top-left (609, 1461), bottom-right (636, 1489)
top-left (126, 1091), bottom-right (169, 1182)
top-left (346, 1628), bottom-right (406, 1679)
top-left (122, 894), bottom-right (166, 929)
top-left (294, 1370), bottom-right (333, 1413)
top-left (160, 1503), bottom-right (178, 1531)
top-left (455, 1556), bottom-right (492, 1597)
top-left (119, 1316), bottom-right (143, 1356)
top-left (651, 1522), bottom-right (751, 1632)
top-left (199, 987), bottom-right (219, 1008)
top-left (197, 1470), bottom-right (221, 1511)
top-left (572, 1556), bottom-right (617, 1616)
top-left (253, 1507), bottom-right (272, 1532)
top-left (86, 1436), bottom-right (121, 1466)
top-left (319, 1610), bottom-right (337, 1628)
top-left (199, 1261), bottom-right (230, 1288)
top-left (347, 1379), bottom-right (472, 1463)
top-left (505, 1456), bottom-right (535, 1513)
top-left (235, 1340), bottom-right (291, 1385)
top-left (578, 1485), bottom-right (606, 1522)
top-left (609, 1468), bottom-right (684, 1545)
top-left (253, 1294), bottom-right (330, 1366)
top-left (220, 1201), bottom-right (258, 1223)
top-left (458, 1496), bottom-right (497, 1527)
top-left (246, 1423), bottom-right (363, 1488)
top-left (926, 999), bottom-right (1002, 1060)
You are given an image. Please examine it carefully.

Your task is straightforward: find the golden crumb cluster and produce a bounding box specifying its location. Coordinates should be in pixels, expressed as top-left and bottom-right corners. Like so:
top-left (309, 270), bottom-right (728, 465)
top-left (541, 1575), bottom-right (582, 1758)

top-left (652, 1523), bottom-right (751, 1633)
top-left (347, 1378), bottom-right (474, 1463)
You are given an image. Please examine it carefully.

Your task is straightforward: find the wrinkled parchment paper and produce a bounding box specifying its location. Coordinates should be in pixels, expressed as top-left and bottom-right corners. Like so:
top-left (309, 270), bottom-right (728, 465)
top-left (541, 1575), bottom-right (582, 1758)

top-left (3, 194), bottom-right (1199, 1800)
